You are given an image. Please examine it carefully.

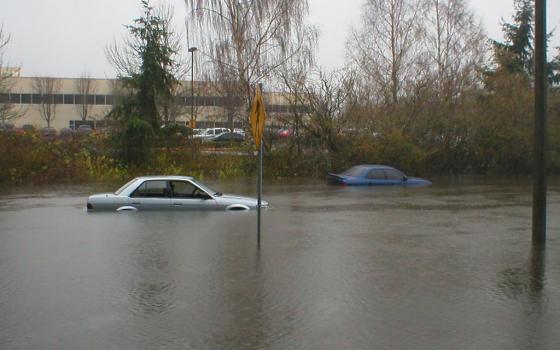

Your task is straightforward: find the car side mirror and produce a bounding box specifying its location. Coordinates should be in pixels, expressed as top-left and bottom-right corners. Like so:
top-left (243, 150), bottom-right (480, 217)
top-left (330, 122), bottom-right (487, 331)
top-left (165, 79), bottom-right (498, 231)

top-left (403, 176), bottom-right (408, 181)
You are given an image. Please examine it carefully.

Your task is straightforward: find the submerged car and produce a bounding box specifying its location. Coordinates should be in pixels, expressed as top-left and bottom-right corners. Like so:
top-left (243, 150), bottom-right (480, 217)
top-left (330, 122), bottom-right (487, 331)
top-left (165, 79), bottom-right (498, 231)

top-left (327, 165), bottom-right (431, 186)
top-left (87, 176), bottom-right (268, 212)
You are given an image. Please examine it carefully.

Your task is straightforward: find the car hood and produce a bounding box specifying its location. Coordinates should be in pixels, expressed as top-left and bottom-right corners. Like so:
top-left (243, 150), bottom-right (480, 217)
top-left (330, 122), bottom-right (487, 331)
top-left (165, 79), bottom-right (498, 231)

top-left (89, 193), bottom-right (118, 199)
top-left (405, 177), bottom-right (432, 185)
top-left (217, 194), bottom-right (269, 208)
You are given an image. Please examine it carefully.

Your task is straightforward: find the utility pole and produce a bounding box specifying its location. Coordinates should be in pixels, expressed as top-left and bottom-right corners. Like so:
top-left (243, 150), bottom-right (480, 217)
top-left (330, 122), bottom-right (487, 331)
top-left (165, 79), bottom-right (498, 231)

top-left (532, 0), bottom-right (547, 245)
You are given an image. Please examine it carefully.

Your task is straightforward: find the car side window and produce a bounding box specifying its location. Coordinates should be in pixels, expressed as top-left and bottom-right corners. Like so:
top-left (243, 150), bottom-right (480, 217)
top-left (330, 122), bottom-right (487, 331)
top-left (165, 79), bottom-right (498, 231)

top-left (170, 181), bottom-right (199, 198)
top-left (366, 169), bottom-right (385, 180)
top-left (131, 180), bottom-right (169, 198)
top-left (384, 169), bottom-right (404, 180)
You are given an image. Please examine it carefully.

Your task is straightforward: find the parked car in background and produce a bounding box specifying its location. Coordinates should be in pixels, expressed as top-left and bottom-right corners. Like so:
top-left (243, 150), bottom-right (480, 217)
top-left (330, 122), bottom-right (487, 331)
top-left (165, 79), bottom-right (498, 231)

top-left (0, 122), bottom-right (14, 132)
top-left (87, 176), bottom-right (268, 212)
top-left (60, 128), bottom-right (75, 138)
top-left (277, 128), bottom-right (293, 138)
top-left (210, 132), bottom-right (244, 143)
top-left (41, 127), bottom-right (57, 140)
top-left (21, 124), bottom-right (35, 132)
top-left (327, 165), bottom-right (431, 186)
top-left (194, 127), bottom-right (230, 141)
top-left (76, 124), bottom-right (93, 135)
top-left (233, 128), bottom-right (246, 136)
top-left (1, 123), bottom-right (25, 135)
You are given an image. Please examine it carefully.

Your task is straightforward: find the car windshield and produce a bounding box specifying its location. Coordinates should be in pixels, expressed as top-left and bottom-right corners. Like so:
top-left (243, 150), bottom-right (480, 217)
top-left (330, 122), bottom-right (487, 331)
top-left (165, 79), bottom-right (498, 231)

top-left (341, 166), bottom-right (367, 177)
top-left (115, 178), bottom-right (138, 195)
top-left (191, 179), bottom-right (222, 197)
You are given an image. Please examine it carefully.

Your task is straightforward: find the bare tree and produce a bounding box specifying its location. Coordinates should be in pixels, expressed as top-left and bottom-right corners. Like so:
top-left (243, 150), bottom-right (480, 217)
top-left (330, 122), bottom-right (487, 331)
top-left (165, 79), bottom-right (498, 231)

top-left (424, 0), bottom-right (487, 101)
top-left (276, 60), bottom-right (312, 153)
top-left (33, 76), bottom-right (61, 128)
top-left (75, 72), bottom-right (96, 121)
top-left (303, 69), bottom-right (355, 153)
top-left (348, 0), bottom-right (424, 104)
top-left (0, 24), bottom-right (25, 124)
top-left (160, 81), bottom-right (193, 125)
top-left (0, 23), bottom-right (8, 62)
top-left (212, 77), bottom-right (245, 130)
top-left (185, 0), bottom-right (317, 123)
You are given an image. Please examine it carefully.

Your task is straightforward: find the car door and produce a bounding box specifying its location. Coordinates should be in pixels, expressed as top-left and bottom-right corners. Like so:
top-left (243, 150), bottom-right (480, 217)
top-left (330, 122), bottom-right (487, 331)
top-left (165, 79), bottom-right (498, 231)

top-left (365, 169), bottom-right (387, 185)
top-left (129, 180), bottom-right (172, 210)
top-left (383, 168), bottom-right (406, 185)
top-left (169, 180), bottom-right (218, 210)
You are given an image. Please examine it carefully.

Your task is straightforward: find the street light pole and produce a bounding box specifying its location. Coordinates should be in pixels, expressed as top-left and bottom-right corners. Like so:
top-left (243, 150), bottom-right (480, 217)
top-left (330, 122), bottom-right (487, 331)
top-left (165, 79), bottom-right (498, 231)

top-left (532, 0), bottom-right (547, 245)
top-left (188, 47), bottom-right (197, 129)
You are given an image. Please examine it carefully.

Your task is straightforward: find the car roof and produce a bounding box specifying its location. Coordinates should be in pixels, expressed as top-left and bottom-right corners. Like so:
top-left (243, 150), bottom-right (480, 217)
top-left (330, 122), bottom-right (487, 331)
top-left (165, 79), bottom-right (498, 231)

top-left (354, 164), bottom-right (396, 170)
top-left (134, 175), bottom-right (195, 181)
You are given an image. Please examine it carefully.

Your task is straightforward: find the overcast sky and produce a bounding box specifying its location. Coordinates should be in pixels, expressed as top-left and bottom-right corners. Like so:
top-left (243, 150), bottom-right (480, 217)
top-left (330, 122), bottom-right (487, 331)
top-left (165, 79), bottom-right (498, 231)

top-left (1, 0), bottom-right (559, 78)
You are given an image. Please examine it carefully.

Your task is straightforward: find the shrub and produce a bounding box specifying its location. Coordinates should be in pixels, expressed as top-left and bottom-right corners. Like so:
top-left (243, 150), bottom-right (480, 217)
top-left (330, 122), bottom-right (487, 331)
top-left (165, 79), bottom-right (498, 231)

top-left (110, 117), bottom-right (155, 167)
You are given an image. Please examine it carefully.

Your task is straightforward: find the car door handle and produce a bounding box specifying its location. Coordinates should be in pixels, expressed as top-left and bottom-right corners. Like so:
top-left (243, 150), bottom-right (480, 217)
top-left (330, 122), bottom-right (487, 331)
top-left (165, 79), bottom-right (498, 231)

top-left (173, 203), bottom-right (183, 206)
top-left (131, 202), bottom-right (140, 205)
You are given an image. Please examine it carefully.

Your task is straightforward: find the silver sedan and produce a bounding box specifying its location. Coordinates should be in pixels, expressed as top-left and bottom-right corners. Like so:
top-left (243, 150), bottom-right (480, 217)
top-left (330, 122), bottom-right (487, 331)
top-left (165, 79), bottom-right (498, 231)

top-left (86, 176), bottom-right (268, 212)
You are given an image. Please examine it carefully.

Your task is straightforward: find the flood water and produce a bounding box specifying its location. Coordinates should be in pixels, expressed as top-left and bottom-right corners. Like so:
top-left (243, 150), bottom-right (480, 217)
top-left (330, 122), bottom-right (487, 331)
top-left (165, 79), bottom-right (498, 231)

top-left (1, 177), bottom-right (559, 349)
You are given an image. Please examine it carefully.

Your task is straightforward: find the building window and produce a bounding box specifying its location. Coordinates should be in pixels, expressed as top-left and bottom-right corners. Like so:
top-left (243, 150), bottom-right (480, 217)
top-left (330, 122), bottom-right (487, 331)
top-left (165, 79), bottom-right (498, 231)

top-left (95, 95), bottom-right (105, 105)
top-left (105, 95), bottom-right (113, 105)
top-left (42, 94), bottom-right (54, 104)
top-left (174, 96), bottom-right (184, 105)
top-left (31, 94), bottom-right (41, 104)
top-left (21, 94), bottom-right (31, 104)
top-left (9, 93), bottom-right (20, 104)
top-left (63, 94), bottom-right (74, 104)
top-left (0, 93), bottom-right (9, 103)
top-left (54, 94), bottom-right (63, 104)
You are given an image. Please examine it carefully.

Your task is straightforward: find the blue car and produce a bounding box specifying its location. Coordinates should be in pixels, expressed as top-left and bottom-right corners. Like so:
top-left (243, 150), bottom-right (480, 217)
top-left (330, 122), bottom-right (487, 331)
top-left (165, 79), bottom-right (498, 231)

top-left (327, 165), bottom-right (431, 186)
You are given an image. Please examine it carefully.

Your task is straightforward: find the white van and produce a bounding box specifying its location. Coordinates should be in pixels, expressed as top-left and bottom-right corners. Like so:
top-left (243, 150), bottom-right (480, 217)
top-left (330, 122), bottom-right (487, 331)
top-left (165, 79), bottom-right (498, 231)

top-left (193, 128), bottom-right (230, 140)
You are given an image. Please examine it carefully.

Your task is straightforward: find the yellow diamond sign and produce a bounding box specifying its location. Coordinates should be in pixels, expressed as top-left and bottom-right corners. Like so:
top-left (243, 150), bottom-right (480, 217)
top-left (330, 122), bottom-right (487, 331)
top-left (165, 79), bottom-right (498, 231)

top-left (250, 86), bottom-right (267, 149)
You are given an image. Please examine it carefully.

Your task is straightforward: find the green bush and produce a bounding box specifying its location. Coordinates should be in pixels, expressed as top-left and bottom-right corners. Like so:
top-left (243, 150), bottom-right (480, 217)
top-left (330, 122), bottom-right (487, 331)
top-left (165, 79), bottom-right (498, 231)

top-left (110, 117), bottom-right (155, 168)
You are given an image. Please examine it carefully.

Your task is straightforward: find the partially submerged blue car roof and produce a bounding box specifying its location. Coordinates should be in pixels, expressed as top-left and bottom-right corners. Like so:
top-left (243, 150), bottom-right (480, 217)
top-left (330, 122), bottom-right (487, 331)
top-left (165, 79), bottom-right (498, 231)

top-left (360, 164), bottom-right (395, 169)
top-left (340, 164), bottom-right (395, 176)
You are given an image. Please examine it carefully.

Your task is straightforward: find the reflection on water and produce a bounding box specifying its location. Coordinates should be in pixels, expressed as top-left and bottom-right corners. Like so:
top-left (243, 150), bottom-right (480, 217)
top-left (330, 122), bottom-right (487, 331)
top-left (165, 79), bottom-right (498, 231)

top-left (495, 245), bottom-right (549, 350)
top-left (127, 227), bottom-right (176, 315)
top-left (529, 245), bottom-right (546, 297)
top-left (0, 177), bottom-right (559, 349)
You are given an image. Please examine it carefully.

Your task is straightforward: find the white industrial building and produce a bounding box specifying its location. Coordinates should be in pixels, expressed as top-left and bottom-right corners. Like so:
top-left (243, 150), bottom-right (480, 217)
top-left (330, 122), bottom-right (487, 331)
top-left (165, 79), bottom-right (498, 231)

top-left (0, 70), bottom-right (301, 130)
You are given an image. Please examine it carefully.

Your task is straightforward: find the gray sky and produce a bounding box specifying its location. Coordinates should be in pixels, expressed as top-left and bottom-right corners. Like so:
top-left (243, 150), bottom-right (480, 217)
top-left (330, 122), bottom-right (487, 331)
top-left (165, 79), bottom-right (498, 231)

top-left (1, 0), bottom-right (559, 78)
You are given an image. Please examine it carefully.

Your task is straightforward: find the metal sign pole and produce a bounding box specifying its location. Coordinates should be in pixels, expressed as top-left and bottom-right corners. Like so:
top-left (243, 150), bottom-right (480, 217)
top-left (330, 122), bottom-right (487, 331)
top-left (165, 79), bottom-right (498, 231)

top-left (257, 139), bottom-right (263, 246)
top-left (250, 83), bottom-right (266, 247)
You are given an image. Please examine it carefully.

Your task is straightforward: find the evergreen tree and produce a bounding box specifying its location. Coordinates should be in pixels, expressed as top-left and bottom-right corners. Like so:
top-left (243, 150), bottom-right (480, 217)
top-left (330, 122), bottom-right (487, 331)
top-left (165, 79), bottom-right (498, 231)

top-left (109, 0), bottom-right (180, 129)
top-left (126, 0), bottom-right (178, 129)
top-left (492, 0), bottom-right (534, 76)
top-left (549, 49), bottom-right (560, 86)
top-left (106, 0), bottom-right (181, 166)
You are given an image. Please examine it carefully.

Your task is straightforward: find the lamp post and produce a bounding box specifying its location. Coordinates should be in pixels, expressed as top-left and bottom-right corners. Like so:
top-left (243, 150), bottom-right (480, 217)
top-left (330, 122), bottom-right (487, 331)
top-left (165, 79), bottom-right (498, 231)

top-left (188, 47), bottom-right (197, 129)
top-left (532, 0), bottom-right (547, 245)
